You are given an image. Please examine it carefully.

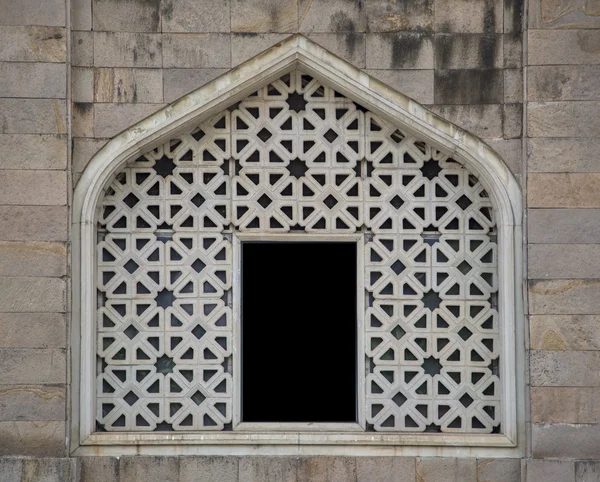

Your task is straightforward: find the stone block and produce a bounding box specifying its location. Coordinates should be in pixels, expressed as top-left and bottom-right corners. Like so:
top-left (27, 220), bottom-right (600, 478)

top-left (120, 456), bottom-right (179, 482)
top-left (238, 457), bottom-right (297, 482)
top-left (365, 69), bottom-right (434, 104)
top-left (531, 314), bottom-right (600, 351)
top-left (164, 68), bottom-right (228, 102)
top-left (530, 279), bottom-right (600, 314)
top-left (0, 349), bottom-right (66, 385)
top-left (0, 457), bottom-right (22, 482)
top-left (527, 459), bottom-right (574, 482)
top-left (72, 102), bottom-right (94, 138)
top-left (529, 138), bottom-right (600, 173)
top-left (529, 245), bottom-right (600, 279)
top-left (528, 65), bottom-right (600, 101)
top-left (529, 0), bottom-right (600, 29)
top-left (93, 0), bottom-right (160, 32)
top-left (0, 27), bottom-right (65, 63)
top-left (0, 421), bottom-right (65, 456)
top-left (533, 423), bottom-right (600, 459)
top-left (72, 31), bottom-right (93, 67)
top-left (72, 67), bottom-right (93, 103)
top-left (504, 0), bottom-right (523, 33)
top-left (299, 0), bottom-right (366, 33)
top-left (0, 313), bottom-right (66, 349)
top-left (307, 33), bottom-right (365, 68)
top-left (0, 134), bottom-right (67, 170)
top-left (0, 384), bottom-right (64, 421)
top-left (94, 68), bottom-right (163, 103)
top-left (434, 0), bottom-right (503, 33)
top-left (576, 461), bottom-right (600, 481)
top-left (529, 173), bottom-right (600, 208)
top-left (434, 69), bottom-right (503, 104)
top-left (0, 63), bottom-right (66, 99)
top-left (21, 458), bottom-right (72, 482)
top-left (231, 33), bottom-right (288, 66)
top-left (486, 139), bottom-right (522, 179)
top-left (0, 206), bottom-right (68, 242)
top-left (366, 33), bottom-right (434, 69)
top-left (427, 104), bottom-right (503, 138)
top-left (0, 99), bottom-right (66, 135)
top-left (435, 34), bottom-right (503, 69)
top-left (0, 277), bottom-right (65, 313)
top-left (531, 350), bottom-right (600, 386)
top-left (162, 0), bottom-right (230, 33)
top-left (0, 242), bottom-right (66, 277)
top-left (476, 458), bottom-right (521, 482)
top-left (163, 33), bottom-right (231, 68)
top-left (504, 69), bottom-right (523, 103)
top-left (0, 0), bottom-right (65, 26)
top-left (503, 103), bottom-right (522, 139)
top-left (0, 171), bottom-right (66, 206)
top-left (532, 387), bottom-right (600, 423)
top-left (366, 0), bottom-right (433, 32)
top-left (232, 0), bottom-right (298, 33)
top-left (503, 33), bottom-right (522, 68)
top-left (94, 103), bottom-right (165, 138)
top-left (79, 457), bottom-right (119, 482)
top-left (71, 0), bottom-right (92, 30)
top-left (528, 30), bottom-right (600, 65)
top-left (297, 456), bottom-right (356, 482)
top-left (94, 32), bottom-right (162, 68)
top-left (73, 138), bottom-right (108, 174)
top-left (356, 456), bottom-right (415, 482)
top-left (416, 457), bottom-right (477, 482)
top-left (528, 101), bottom-right (600, 138)
top-left (179, 456), bottom-right (238, 482)
top-left (528, 209), bottom-right (600, 244)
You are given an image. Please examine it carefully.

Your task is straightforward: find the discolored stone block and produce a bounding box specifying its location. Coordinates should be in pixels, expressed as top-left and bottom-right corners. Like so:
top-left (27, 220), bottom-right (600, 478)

top-left (503, 33), bottom-right (522, 68)
top-left (528, 65), bottom-right (600, 101)
top-left (477, 458), bottom-right (521, 482)
top-left (531, 314), bottom-right (600, 350)
top-left (162, 0), bottom-right (230, 33)
top-left (528, 101), bottom-right (600, 138)
top-left (0, 421), bottom-right (65, 456)
top-left (504, 69), bottom-right (523, 103)
top-left (435, 34), bottom-right (503, 70)
top-left (94, 103), bottom-right (165, 138)
top-left (231, 33), bottom-right (288, 65)
top-left (0, 206), bottom-right (68, 242)
top-left (120, 456), bottom-right (179, 482)
top-left (532, 387), bottom-right (600, 423)
top-left (79, 457), bottom-right (119, 482)
top-left (299, 0), bottom-right (366, 33)
top-left (238, 457), bottom-right (297, 482)
top-left (93, 68), bottom-right (163, 103)
top-left (72, 31), bottom-right (93, 67)
top-left (416, 457), bottom-right (477, 482)
top-left (163, 33), bottom-right (231, 68)
top-left (0, 313), bottom-right (66, 349)
top-left (533, 423), bottom-right (600, 459)
top-left (93, 32), bottom-right (162, 68)
top-left (366, 33), bottom-right (434, 69)
top-left (0, 134), bottom-right (67, 170)
top-left (435, 0), bottom-right (503, 33)
top-left (0, 27), bottom-right (65, 62)
top-left (72, 67), bottom-right (93, 103)
top-left (0, 99), bottom-right (66, 135)
top-left (529, 0), bottom-right (600, 29)
top-left (0, 63), bottom-right (66, 99)
top-left (434, 69), bottom-right (503, 104)
top-left (503, 103), bottom-right (522, 139)
top-left (92, 0), bottom-right (161, 32)
top-left (72, 102), bottom-right (94, 138)
top-left (0, 0), bottom-right (65, 27)
top-left (232, 0), bottom-right (298, 33)
top-left (21, 458), bottom-right (72, 482)
top-left (0, 457), bottom-right (22, 481)
top-left (529, 279), bottom-right (600, 314)
top-left (504, 0), bottom-right (523, 33)
top-left (527, 459), bottom-right (575, 482)
top-left (427, 104), bottom-right (503, 138)
top-left (307, 33), bottom-right (365, 68)
top-left (179, 456), bottom-right (238, 482)
top-left (0, 242), bottom-right (66, 277)
top-left (365, 69), bottom-right (434, 104)
top-left (575, 461), bottom-right (600, 481)
top-left (528, 30), bottom-right (600, 65)
top-left (356, 456), bottom-right (415, 482)
top-left (0, 349), bottom-right (66, 385)
top-left (0, 385), bottom-right (64, 421)
top-left (366, 0), bottom-right (433, 32)
top-left (531, 349), bottom-right (600, 386)
top-left (163, 68), bottom-right (229, 102)
top-left (297, 456), bottom-right (356, 482)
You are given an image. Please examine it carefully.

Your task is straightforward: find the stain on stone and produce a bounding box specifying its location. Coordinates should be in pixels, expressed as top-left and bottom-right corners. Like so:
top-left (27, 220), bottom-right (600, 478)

top-left (391, 34), bottom-right (427, 68)
top-left (479, 34), bottom-right (499, 69)
top-left (331, 11), bottom-right (356, 32)
top-left (236, 32), bottom-right (260, 38)
top-left (577, 31), bottom-right (600, 54)
top-left (162, 0), bottom-right (174, 21)
top-left (504, 0), bottom-right (524, 32)
top-left (434, 69), bottom-right (503, 104)
top-left (74, 102), bottom-right (93, 114)
top-left (483, 0), bottom-right (496, 33)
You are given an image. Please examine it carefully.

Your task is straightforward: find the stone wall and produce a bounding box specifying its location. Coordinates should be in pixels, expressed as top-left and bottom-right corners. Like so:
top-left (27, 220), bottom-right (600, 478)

top-left (0, 0), bottom-right (599, 479)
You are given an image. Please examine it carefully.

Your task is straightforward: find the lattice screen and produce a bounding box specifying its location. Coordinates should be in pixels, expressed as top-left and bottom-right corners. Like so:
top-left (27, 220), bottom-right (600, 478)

top-left (96, 70), bottom-right (501, 433)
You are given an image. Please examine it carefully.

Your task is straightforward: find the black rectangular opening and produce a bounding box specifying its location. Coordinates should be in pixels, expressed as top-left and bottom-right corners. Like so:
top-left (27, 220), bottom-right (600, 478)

top-left (241, 241), bottom-right (357, 423)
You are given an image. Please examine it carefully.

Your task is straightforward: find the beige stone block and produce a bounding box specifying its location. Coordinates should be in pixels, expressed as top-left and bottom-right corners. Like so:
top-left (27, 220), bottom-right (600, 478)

top-left (72, 102), bottom-right (94, 138)
top-left (71, 0), bottom-right (92, 30)
top-left (528, 101), bottom-right (600, 138)
top-left (576, 461), bottom-right (600, 481)
top-left (0, 421), bottom-right (65, 456)
top-left (163, 68), bottom-right (229, 103)
top-left (529, 173), bottom-right (600, 207)
top-left (533, 423), bottom-right (600, 459)
top-left (239, 457), bottom-right (297, 482)
top-left (528, 65), bottom-right (600, 101)
top-left (365, 69), bottom-right (434, 104)
top-left (486, 139), bottom-right (522, 179)
top-left (299, 0), bottom-right (366, 33)
top-left (527, 459), bottom-right (575, 482)
top-left (366, 33), bottom-right (434, 69)
top-left (531, 350), bottom-right (600, 386)
top-left (94, 103), bottom-right (165, 138)
top-left (477, 458), bottom-right (521, 482)
top-left (0, 458), bottom-right (23, 480)
top-left (529, 0), bottom-right (600, 29)
top-left (22, 458), bottom-right (73, 482)
top-left (80, 457), bottom-right (119, 482)
top-left (0, 63), bottom-right (66, 99)
top-left (72, 31), bottom-right (93, 67)
top-left (529, 30), bottom-right (600, 65)
top-left (232, 0), bottom-right (298, 33)
top-left (503, 103), bottom-right (522, 139)
top-left (0, 349), bottom-right (65, 385)
top-left (532, 387), bottom-right (600, 423)
top-left (427, 104), bottom-right (503, 138)
top-left (0, 242), bottom-right (66, 277)
top-left (529, 245), bottom-right (600, 279)
top-left (94, 68), bottom-right (163, 103)
top-left (0, 278), bottom-right (65, 313)
top-left (366, 0), bottom-right (433, 32)
top-left (307, 33), bottom-right (365, 68)
top-left (0, 0), bottom-right (65, 26)
top-left (120, 456), bottom-right (179, 482)
top-left (0, 206), bottom-right (68, 242)
top-left (530, 314), bottom-right (600, 350)
top-left (163, 34), bottom-right (231, 68)
top-left (94, 32), bottom-right (162, 68)
top-left (528, 138), bottom-right (600, 172)
top-left (504, 69), bottom-right (523, 103)
top-left (162, 0), bottom-right (230, 33)
top-left (0, 313), bottom-right (66, 349)
top-left (434, 0), bottom-right (503, 32)
top-left (0, 27), bottom-right (66, 63)
top-left (435, 34), bottom-right (503, 69)
top-left (416, 457), bottom-right (477, 482)
top-left (434, 69), bottom-right (503, 104)
top-left (231, 33), bottom-right (288, 66)
top-left (93, 0), bottom-right (160, 32)
top-left (0, 385), bottom-right (64, 421)
top-left (0, 171), bottom-right (66, 206)
top-left (0, 134), bottom-right (67, 170)
top-left (503, 33), bottom-right (522, 68)
top-left (529, 279), bottom-right (600, 314)
top-left (356, 457), bottom-right (415, 482)
top-left (0, 99), bottom-right (66, 135)
top-left (72, 67), bottom-right (93, 103)
top-left (179, 456), bottom-right (237, 482)
top-left (72, 138), bottom-right (108, 174)
top-left (297, 457), bottom-right (356, 482)
top-left (528, 209), bottom-right (600, 244)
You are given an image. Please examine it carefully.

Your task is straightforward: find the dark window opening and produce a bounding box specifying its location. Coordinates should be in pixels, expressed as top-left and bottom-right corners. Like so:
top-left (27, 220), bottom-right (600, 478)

top-left (241, 242), bottom-right (357, 423)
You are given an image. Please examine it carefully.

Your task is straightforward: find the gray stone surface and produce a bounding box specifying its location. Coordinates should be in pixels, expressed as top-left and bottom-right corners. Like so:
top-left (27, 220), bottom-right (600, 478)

top-left (529, 173), bottom-right (600, 208)
top-left (72, 138), bottom-right (107, 174)
top-left (297, 456), bottom-right (356, 482)
top-left (79, 457), bottom-right (119, 482)
top-left (120, 456), bottom-right (179, 482)
top-left (0, 278), bottom-right (65, 313)
top-left (0, 99), bottom-right (66, 135)
top-left (163, 68), bottom-right (228, 102)
top-left (529, 279), bottom-right (600, 314)
top-left (92, 0), bottom-right (161, 32)
top-left (434, 0), bottom-right (503, 33)
top-left (486, 139), bottom-right (522, 178)
top-left (435, 34), bottom-right (503, 69)
top-left (416, 457), bottom-right (477, 482)
top-left (21, 458), bottom-right (72, 482)
top-left (476, 458), bottom-right (521, 482)
top-left (72, 67), bottom-right (93, 103)
top-left (0, 27), bottom-right (65, 62)
top-left (162, 0), bottom-right (230, 33)
top-left (71, 0), bottom-right (92, 30)
top-left (93, 32), bottom-right (162, 68)
top-left (0, 314), bottom-right (66, 349)
top-left (231, 0), bottom-right (298, 33)
top-left (72, 31), bottom-right (93, 67)
top-left (93, 68), bottom-right (163, 103)
top-left (0, 134), bottom-right (67, 170)
top-left (94, 103), bottom-right (165, 137)
top-left (306, 33), bottom-right (366, 68)
top-left (503, 103), bottom-right (522, 138)
top-left (366, 33), bottom-right (434, 70)
top-left (0, 385), bottom-right (64, 421)
top-left (528, 65), bottom-right (600, 101)
top-left (434, 69), bottom-right (503, 104)
top-left (529, 244), bottom-right (600, 278)
top-left (163, 33), bottom-right (231, 68)
top-left (503, 33), bottom-right (522, 69)
top-left (72, 102), bottom-right (94, 138)
top-left (0, 171), bottom-right (66, 206)
top-left (0, 421), bottom-right (65, 456)
top-left (527, 459), bottom-right (575, 482)
top-left (504, 69), bottom-right (523, 103)
top-left (179, 456), bottom-right (238, 482)
top-left (0, 458), bottom-right (22, 482)
top-left (238, 457), bottom-right (297, 482)
top-left (532, 387), bottom-right (600, 423)
top-left (366, 69), bottom-right (434, 104)
top-left (528, 209), bottom-right (600, 244)
top-left (533, 423), bottom-right (600, 459)
top-left (528, 138), bottom-right (600, 173)
top-left (0, 242), bottom-right (66, 277)
top-left (427, 104), bottom-right (504, 138)
top-left (0, 349), bottom-right (66, 385)
top-left (528, 30), bottom-right (600, 65)
top-left (0, 63), bottom-right (66, 99)
top-left (366, 0), bottom-right (433, 32)
top-left (0, 0), bottom-right (65, 27)
top-left (356, 456), bottom-right (416, 482)
top-left (531, 350), bottom-right (600, 386)
top-left (530, 315), bottom-right (600, 350)
top-left (231, 33), bottom-right (288, 65)
top-left (575, 461), bottom-right (600, 481)
top-left (299, 0), bottom-right (366, 33)
top-left (528, 101), bottom-right (600, 138)
top-left (0, 206), bottom-right (68, 242)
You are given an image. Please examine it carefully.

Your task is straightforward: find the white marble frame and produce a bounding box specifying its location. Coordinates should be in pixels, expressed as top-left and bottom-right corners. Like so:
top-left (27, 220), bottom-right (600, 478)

top-left (71, 35), bottom-right (524, 457)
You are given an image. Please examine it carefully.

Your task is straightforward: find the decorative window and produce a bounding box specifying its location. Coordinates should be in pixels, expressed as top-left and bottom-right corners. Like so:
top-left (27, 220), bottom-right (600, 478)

top-left (73, 36), bottom-right (523, 455)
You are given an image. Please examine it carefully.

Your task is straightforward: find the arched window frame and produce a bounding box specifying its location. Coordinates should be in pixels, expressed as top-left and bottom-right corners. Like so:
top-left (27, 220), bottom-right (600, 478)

top-left (71, 35), bottom-right (524, 457)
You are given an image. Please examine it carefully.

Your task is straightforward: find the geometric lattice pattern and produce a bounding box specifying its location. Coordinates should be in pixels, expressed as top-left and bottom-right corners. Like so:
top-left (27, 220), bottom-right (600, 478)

top-left (96, 70), bottom-right (500, 433)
